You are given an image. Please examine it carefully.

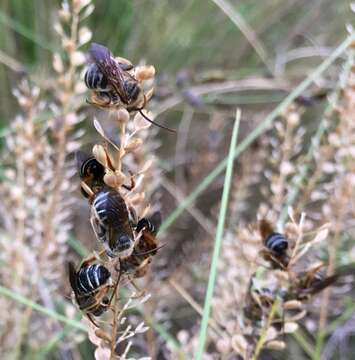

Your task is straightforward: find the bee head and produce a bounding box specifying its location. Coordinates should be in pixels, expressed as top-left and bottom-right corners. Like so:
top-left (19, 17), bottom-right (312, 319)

top-left (107, 234), bottom-right (134, 258)
top-left (81, 157), bottom-right (105, 181)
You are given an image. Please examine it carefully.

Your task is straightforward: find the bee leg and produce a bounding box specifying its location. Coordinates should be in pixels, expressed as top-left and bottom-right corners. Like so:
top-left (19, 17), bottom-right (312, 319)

top-left (122, 171), bottom-right (135, 191)
top-left (109, 259), bottom-right (122, 305)
top-left (81, 181), bottom-right (95, 200)
top-left (81, 249), bottom-right (106, 268)
top-left (86, 313), bottom-right (100, 328)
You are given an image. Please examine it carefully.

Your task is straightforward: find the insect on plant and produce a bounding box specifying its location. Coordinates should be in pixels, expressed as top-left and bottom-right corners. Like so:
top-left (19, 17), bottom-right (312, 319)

top-left (77, 151), bottom-right (137, 259)
top-left (85, 43), bottom-right (175, 132)
top-left (68, 260), bottom-right (113, 327)
top-left (120, 211), bottom-right (162, 278)
top-left (259, 219), bottom-right (290, 270)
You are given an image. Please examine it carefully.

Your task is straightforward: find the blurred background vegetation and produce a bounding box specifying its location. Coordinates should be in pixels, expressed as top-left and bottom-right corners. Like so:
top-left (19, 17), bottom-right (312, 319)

top-left (0, 0), bottom-right (352, 122)
top-left (0, 0), bottom-right (354, 359)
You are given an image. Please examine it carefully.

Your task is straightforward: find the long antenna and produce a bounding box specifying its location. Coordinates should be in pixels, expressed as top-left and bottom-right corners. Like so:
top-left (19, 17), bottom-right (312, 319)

top-left (139, 110), bottom-right (176, 133)
top-left (134, 244), bottom-right (166, 257)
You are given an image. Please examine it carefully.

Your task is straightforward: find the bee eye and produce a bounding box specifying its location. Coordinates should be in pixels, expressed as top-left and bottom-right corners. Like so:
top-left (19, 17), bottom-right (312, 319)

top-left (102, 296), bottom-right (110, 305)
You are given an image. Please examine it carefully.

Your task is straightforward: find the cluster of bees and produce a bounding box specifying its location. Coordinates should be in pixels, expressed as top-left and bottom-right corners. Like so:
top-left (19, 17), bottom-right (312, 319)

top-left (68, 43), bottom-right (163, 326)
top-left (243, 219), bottom-right (355, 335)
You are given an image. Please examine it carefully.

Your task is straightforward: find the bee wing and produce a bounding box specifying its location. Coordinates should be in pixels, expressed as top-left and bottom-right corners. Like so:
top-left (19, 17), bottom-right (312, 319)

top-left (68, 262), bottom-right (78, 290)
top-left (304, 264), bottom-right (355, 296)
top-left (90, 206), bottom-right (106, 242)
top-left (259, 219), bottom-right (274, 241)
top-left (89, 43), bottom-right (128, 103)
top-left (150, 211), bottom-right (162, 234)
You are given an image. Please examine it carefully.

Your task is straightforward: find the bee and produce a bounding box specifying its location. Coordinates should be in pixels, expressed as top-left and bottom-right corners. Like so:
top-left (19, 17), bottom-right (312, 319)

top-left (120, 211), bottom-right (162, 278)
top-left (85, 43), bottom-right (175, 132)
top-left (76, 151), bottom-right (105, 197)
top-left (289, 263), bottom-right (355, 300)
top-left (76, 150), bottom-right (137, 258)
top-left (68, 261), bottom-right (112, 326)
top-left (135, 211), bottom-right (161, 235)
top-left (259, 219), bottom-right (290, 269)
top-left (244, 286), bottom-right (275, 324)
top-left (90, 189), bottom-right (136, 258)
top-left (243, 278), bottom-right (285, 332)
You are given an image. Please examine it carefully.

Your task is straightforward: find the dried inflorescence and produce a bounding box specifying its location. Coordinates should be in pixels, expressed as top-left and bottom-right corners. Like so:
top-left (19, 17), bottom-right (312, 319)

top-left (0, 0), bottom-right (92, 356)
top-left (208, 210), bottom-right (355, 359)
top-left (70, 42), bottom-right (162, 359)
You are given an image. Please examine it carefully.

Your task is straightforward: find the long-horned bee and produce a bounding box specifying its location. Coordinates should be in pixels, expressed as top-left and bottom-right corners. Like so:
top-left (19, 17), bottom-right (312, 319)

top-left (68, 261), bottom-right (112, 325)
top-left (90, 189), bottom-right (136, 258)
top-left (77, 151), bottom-right (136, 258)
top-left (259, 219), bottom-right (290, 269)
top-left (85, 43), bottom-right (175, 132)
top-left (76, 151), bottom-right (105, 197)
top-left (289, 262), bottom-right (355, 300)
top-left (120, 211), bottom-right (162, 278)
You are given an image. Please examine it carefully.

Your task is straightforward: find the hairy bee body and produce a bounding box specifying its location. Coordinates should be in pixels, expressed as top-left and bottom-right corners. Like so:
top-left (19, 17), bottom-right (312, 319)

top-left (259, 219), bottom-right (290, 269)
top-left (85, 43), bottom-right (142, 107)
top-left (264, 232), bottom-right (288, 254)
top-left (76, 264), bottom-right (111, 294)
top-left (85, 43), bottom-right (175, 132)
top-left (136, 211), bottom-right (161, 235)
top-left (68, 262), bottom-right (111, 317)
top-left (91, 189), bottom-right (135, 258)
top-left (121, 212), bottom-right (161, 278)
top-left (84, 63), bottom-right (111, 91)
top-left (77, 152), bottom-right (105, 197)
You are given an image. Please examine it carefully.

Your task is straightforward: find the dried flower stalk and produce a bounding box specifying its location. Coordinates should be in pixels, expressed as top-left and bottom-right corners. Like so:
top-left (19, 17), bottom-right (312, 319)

top-left (71, 40), bottom-right (162, 359)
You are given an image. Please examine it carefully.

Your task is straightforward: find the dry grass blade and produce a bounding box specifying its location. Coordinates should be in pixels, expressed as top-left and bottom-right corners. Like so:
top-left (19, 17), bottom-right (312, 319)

top-left (211, 0), bottom-right (273, 75)
top-left (159, 32), bottom-right (355, 236)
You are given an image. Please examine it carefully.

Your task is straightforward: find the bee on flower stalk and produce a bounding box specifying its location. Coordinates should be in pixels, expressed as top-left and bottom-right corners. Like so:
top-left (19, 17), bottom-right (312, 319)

top-left (259, 219), bottom-right (290, 269)
top-left (120, 211), bottom-right (162, 278)
top-left (77, 151), bottom-right (137, 258)
top-left (85, 42), bottom-right (175, 132)
top-left (76, 151), bottom-right (106, 197)
top-left (68, 260), bottom-right (113, 326)
top-left (90, 188), bottom-right (137, 258)
top-left (288, 262), bottom-right (355, 300)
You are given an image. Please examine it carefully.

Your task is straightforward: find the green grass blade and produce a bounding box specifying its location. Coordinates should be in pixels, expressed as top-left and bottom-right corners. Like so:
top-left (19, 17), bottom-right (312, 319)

top-left (0, 285), bottom-right (87, 331)
top-left (67, 235), bottom-right (89, 258)
top-left (195, 110), bottom-right (240, 360)
top-left (158, 33), bottom-right (355, 236)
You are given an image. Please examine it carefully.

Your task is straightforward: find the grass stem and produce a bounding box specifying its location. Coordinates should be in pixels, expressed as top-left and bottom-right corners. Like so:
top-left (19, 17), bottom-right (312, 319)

top-left (195, 109), bottom-right (240, 360)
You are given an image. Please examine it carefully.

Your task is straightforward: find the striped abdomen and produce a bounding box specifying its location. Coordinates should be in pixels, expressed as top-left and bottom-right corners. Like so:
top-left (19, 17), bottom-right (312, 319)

top-left (92, 190), bottom-right (131, 227)
top-left (84, 63), bottom-right (110, 91)
top-left (264, 232), bottom-right (288, 254)
top-left (136, 211), bottom-right (162, 235)
top-left (77, 264), bottom-right (111, 294)
top-left (91, 190), bottom-right (134, 257)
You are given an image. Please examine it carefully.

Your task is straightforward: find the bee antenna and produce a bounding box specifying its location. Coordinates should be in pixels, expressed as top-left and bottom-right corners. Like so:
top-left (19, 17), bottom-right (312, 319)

top-left (138, 110), bottom-right (176, 133)
top-left (134, 244), bottom-right (166, 257)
